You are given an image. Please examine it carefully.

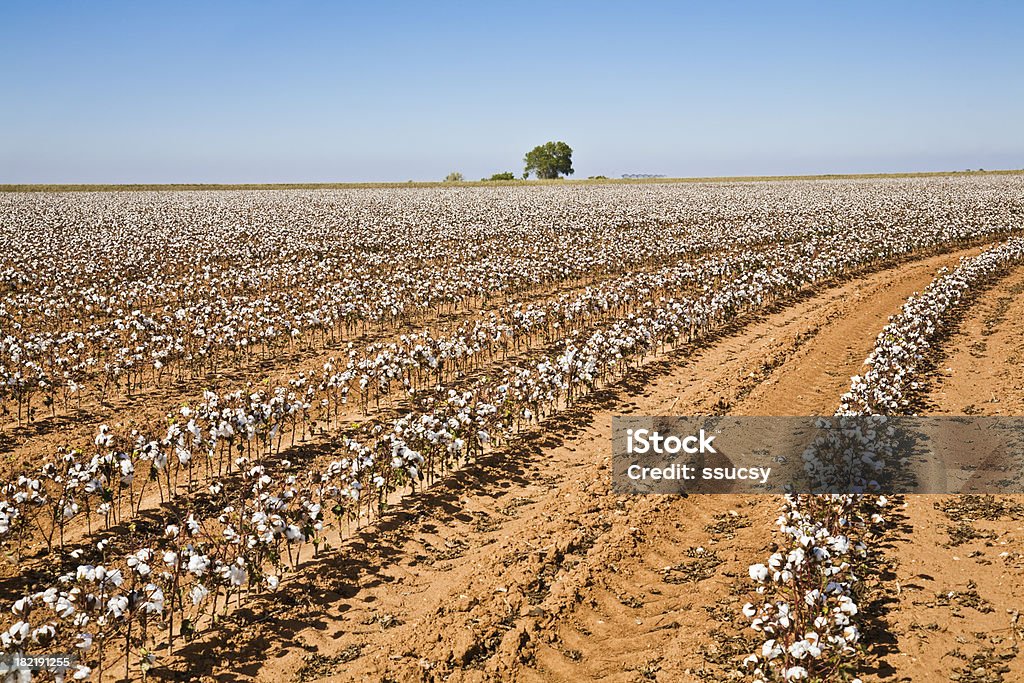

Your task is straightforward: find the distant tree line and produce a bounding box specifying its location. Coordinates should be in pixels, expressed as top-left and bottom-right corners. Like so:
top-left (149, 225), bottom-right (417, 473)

top-left (444, 141), bottom-right (576, 182)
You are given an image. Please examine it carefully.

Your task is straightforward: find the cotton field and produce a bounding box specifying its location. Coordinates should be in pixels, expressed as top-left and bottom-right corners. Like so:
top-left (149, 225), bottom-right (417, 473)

top-left (1, 177), bottom-right (1023, 682)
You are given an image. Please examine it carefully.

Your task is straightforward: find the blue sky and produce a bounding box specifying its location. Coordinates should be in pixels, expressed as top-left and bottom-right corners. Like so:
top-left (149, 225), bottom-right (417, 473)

top-left (2, 1), bottom-right (1022, 183)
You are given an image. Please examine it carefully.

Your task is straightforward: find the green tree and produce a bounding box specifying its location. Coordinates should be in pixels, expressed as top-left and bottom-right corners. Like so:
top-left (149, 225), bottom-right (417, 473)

top-left (484, 171), bottom-right (516, 181)
top-left (523, 141), bottom-right (574, 179)
top-left (444, 171), bottom-right (464, 182)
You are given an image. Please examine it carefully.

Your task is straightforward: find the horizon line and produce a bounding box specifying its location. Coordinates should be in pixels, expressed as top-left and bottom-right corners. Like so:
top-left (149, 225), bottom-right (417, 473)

top-left (3, 168), bottom-right (1023, 193)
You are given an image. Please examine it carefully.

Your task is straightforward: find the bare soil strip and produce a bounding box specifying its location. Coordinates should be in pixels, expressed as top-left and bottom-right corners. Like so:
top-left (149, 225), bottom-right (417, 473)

top-left (164, 249), bottom-right (979, 683)
top-left (877, 264), bottom-right (1024, 683)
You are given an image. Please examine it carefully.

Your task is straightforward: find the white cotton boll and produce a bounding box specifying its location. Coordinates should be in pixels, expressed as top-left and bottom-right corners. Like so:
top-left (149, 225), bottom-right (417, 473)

top-left (31, 626), bottom-right (55, 647)
top-left (76, 632), bottom-right (94, 650)
top-left (787, 639), bottom-right (812, 659)
top-left (838, 596), bottom-right (858, 615)
top-left (107, 595), bottom-right (128, 618)
top-left (749, 564), bottom-right (769, 582)
top-left (784, 666), bottom-right (808, 681)
top-left (190, 583), bottom-right (209, 605)
top-left (188, 554), bottom-right (210, 576)
top-left (229, 564), bottom-right (248, 587)
top-left (12, 596), bottom-right (31, 615)
top-left (55, 596), bottom-right (75, 618)
top-left (105, 569), bottom-right (124, 589)
top-left (6, 620), bottom-right (29, 644)
top-left (143, 584), bottom-right (164, 614)
top-left (742, 602), bottom-right (757, 617)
